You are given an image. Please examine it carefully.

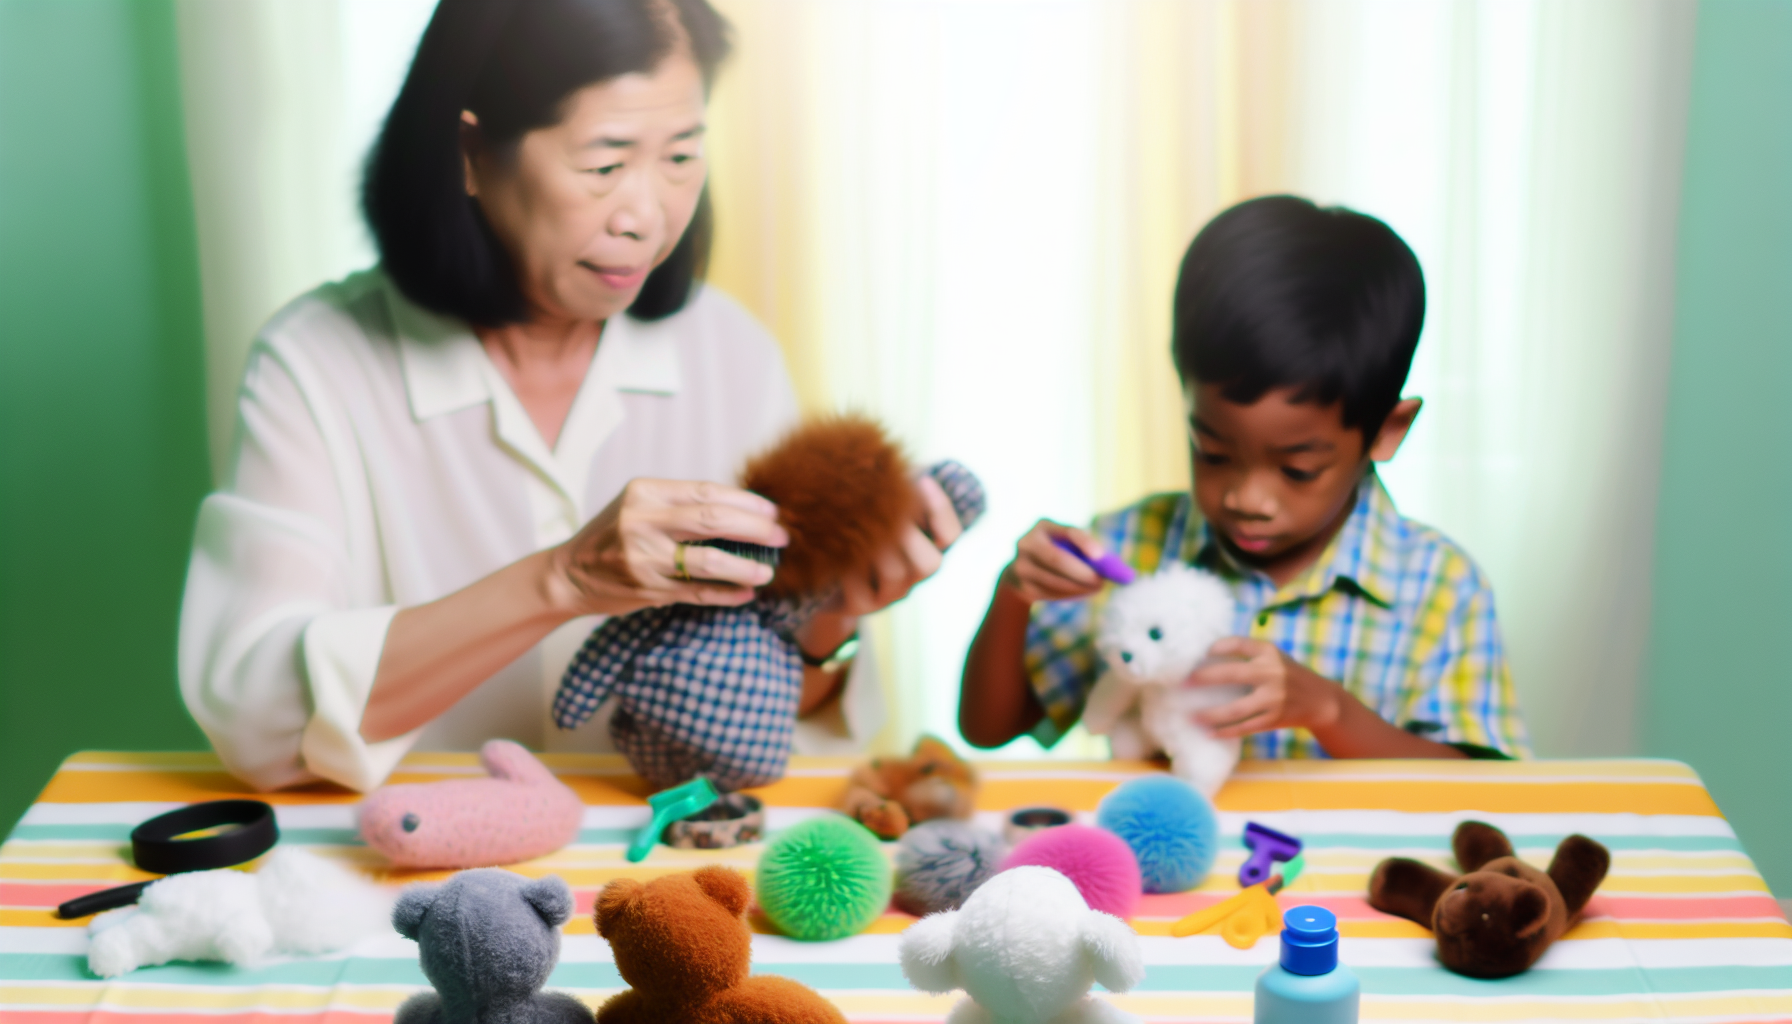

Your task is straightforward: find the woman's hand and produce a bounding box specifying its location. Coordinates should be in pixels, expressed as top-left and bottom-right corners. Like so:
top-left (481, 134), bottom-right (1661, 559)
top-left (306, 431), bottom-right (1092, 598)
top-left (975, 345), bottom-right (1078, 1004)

top-left (548, 478), bottom-right (790, 616)
top-left (998, 520), bottom-right (1107, 604)
top-left (836, 475), bottom-right (965, 616)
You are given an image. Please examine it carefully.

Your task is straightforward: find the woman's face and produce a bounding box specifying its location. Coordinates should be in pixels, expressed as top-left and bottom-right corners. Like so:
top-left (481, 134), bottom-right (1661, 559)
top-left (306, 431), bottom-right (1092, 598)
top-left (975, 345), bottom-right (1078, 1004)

top-left (465, 50), bottom-right (708, 324)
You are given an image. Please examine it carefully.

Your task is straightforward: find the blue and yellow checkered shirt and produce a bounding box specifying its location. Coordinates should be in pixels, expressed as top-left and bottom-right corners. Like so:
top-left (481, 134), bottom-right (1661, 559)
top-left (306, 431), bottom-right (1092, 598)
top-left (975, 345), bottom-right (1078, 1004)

top-left (1024, 474), bottom-right (1531, 759)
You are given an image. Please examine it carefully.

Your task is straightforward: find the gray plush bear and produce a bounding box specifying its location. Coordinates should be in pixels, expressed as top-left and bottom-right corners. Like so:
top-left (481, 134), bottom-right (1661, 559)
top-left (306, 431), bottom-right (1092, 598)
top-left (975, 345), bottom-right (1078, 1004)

top-left (393, 869), bottom-right (591, 1024)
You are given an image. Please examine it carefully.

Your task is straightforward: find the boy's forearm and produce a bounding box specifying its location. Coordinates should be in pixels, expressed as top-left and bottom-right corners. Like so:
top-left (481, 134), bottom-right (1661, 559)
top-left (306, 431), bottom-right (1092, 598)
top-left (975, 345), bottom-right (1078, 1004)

top-left (959, 580), bottom-right (1044, 748)
top-left (1308, 689), bottom-right (1469, 759)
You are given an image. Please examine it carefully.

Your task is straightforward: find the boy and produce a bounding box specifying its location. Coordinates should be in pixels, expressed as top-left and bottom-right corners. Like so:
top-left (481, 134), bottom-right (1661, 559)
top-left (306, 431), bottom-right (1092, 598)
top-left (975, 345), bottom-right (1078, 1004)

top-left (960, 196), bottom-right (1529, 760)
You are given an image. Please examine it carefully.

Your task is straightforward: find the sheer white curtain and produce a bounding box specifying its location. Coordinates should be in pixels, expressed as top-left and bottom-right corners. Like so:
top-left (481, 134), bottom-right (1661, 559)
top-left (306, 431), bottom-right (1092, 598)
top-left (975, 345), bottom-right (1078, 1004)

top-left (174, 0), bottom-right (1694, 758)
top-left (1280, 0), bottom-right (1694, 755)
top-left (175, 0), bottom-right (434, 478)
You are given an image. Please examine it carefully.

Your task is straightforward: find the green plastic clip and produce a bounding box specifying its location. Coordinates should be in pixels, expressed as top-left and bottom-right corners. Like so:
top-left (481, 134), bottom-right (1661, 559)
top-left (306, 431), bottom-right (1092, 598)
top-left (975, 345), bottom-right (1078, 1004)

top-left (1275, 853), bottom-right (1307, 891)
top-left (627, 777), bottom-right (720, 863)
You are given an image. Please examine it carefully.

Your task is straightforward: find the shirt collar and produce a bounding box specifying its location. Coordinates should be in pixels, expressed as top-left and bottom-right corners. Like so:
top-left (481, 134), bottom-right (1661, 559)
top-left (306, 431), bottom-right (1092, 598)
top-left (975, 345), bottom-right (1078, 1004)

top-left (1192, 472), bottom-right (1402, 608)
top-left (384, 271), bottom-right (684, 424)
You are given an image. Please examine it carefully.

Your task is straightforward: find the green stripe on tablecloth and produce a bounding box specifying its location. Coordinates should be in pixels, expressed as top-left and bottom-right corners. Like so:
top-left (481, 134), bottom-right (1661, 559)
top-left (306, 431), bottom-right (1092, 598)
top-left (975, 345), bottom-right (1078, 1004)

top-left (7, 954), bottom-right (1792, 996)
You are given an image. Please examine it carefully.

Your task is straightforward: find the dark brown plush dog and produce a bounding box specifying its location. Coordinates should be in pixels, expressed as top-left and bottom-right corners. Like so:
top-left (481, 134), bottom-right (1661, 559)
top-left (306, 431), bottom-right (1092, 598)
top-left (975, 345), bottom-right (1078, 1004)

top-left (841, 735), bottom-right (978, 840)
top-left (1368, 821), bottom-right (1611, 979)
top-left (595, 866), bottom-right (846, 1024)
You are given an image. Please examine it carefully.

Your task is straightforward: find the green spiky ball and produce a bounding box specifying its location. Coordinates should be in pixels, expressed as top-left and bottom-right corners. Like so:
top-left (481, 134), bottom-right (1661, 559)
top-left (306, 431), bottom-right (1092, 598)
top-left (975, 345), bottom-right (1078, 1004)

top-left (755, 815), bottom-right (892, 941)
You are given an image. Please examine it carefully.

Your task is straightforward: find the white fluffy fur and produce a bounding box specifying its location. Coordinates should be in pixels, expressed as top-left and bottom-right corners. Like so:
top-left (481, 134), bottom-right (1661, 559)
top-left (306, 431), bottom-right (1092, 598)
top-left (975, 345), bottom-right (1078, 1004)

top-left (898, 865), bottom-right (1145, 1024)
top-left (1084, 562), bottom-right (1244, 798)
top-left (87, 847), bottom-right (393, 978)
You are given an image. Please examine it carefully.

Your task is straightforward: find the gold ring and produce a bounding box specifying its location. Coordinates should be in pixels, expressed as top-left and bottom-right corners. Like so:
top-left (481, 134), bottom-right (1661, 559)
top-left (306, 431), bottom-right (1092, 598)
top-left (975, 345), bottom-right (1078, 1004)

top-left (674, 542), bottom-right (691, 581)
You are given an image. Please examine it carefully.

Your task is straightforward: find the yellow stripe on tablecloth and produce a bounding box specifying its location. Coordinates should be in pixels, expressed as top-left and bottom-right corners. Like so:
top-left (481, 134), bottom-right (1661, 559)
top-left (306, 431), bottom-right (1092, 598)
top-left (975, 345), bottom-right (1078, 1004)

top-left (0, 985), bottom-right (421, 1012)
top-left (1226, 758), bottom-right (1703, 782)
top-left (26, 756), bottom-right (1724, 818)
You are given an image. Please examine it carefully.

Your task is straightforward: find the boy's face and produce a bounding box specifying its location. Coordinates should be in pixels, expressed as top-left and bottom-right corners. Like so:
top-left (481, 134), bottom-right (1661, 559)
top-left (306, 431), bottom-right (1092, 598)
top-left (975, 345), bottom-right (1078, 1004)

top-left (1186, 382), bottom-right (1418, 578)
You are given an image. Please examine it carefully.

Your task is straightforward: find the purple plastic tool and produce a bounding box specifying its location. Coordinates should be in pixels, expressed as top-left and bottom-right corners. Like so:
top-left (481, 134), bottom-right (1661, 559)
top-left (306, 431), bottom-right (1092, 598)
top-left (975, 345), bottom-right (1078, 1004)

top-left (1238, 822), bottom-right (1303, 887)
top-left (1052, 536), bottom-right (1137, 585)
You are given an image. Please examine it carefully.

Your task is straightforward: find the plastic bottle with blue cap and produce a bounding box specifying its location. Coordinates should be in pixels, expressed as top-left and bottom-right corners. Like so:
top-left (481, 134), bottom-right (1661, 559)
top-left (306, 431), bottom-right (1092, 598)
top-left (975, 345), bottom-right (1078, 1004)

top-left (1254, 905), bottom-right (1359, 1023)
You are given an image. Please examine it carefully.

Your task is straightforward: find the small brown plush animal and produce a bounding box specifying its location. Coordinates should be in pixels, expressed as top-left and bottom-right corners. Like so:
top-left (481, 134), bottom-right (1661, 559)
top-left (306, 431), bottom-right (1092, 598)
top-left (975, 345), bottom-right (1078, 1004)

top-left (742, 415), bottom-right (920, 602)
top-left (594, 866), bottom-right (846, 1024)
top-left (842, 735), bottom-right (978, 840)
top-left (1368, 820), bottom-right (1611, 979)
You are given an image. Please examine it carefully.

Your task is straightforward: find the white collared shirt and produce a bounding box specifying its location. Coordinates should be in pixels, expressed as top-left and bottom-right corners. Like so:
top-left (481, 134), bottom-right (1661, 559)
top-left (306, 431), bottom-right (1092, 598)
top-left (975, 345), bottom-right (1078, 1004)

top-left (179, 269), bottom-right (884, 793)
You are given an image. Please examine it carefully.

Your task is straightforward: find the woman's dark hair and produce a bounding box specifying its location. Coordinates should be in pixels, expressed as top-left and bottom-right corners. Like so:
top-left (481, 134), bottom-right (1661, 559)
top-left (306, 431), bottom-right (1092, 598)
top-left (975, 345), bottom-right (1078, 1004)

top-left (364, 0), bottom-right (730, 326)
top-left (1171, 195), bottom-right (1426, 441)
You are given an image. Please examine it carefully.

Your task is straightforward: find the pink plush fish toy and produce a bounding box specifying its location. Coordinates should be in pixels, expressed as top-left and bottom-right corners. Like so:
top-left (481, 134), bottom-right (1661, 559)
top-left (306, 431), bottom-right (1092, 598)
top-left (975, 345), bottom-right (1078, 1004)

top-left (358, 740), bottom-right (583, 869)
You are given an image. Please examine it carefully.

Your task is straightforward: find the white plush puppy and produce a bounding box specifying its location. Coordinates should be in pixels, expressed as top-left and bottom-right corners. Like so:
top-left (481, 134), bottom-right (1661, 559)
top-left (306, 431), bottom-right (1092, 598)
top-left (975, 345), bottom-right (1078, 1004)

top-left (87, 846), bottom-right (392, 978)
top-left (899, 865), bottom-right (1145, 1024)
top-left (1083, 561), bottom-right (1244, 798)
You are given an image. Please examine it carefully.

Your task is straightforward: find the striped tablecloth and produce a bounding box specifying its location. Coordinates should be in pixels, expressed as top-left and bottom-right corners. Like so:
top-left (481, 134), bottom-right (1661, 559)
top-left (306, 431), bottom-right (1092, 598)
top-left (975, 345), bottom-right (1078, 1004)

top-left (4, 753), bottom-right (1789, 1023)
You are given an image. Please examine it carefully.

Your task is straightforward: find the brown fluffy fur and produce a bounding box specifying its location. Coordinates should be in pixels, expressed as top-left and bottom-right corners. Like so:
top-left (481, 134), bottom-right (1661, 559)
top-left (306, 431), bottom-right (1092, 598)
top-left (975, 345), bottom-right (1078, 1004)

top-left (595, 867), bottom-right (846, 1024)
top-left (1368, 820), bottom-right (1611, 979)
top-left (841, 735), bottom-right (978, 840)
top-left (741, 415), bottom-right (918, 601)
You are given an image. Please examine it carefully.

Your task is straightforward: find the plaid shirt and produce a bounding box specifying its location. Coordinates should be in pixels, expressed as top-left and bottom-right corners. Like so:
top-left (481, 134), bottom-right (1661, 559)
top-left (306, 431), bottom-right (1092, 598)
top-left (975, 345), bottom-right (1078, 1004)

top-left (1025, 474), bottom-right (1531, 759)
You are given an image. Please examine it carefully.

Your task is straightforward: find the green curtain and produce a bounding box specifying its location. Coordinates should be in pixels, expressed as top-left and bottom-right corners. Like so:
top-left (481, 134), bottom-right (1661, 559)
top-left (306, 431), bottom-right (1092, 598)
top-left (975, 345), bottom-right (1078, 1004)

top-left (0, 0), bottom-right (211, 831)
top-left (1647, 0), bottom-right (1792, 894)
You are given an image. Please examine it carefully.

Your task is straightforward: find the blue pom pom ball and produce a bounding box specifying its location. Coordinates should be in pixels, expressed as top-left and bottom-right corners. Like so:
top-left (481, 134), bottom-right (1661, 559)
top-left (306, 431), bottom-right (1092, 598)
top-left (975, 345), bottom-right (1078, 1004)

top-left (1096, 774), bottom-right (1219, 894)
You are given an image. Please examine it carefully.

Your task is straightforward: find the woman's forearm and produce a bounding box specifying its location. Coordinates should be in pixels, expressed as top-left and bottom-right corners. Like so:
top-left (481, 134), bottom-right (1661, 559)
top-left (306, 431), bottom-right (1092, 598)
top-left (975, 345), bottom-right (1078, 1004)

top-left (361, 549), bottom-right (578, 742)
top-left (796, 610), bottom-right (857, 716)
top-left (959, 580), bottom-right (1045, 748)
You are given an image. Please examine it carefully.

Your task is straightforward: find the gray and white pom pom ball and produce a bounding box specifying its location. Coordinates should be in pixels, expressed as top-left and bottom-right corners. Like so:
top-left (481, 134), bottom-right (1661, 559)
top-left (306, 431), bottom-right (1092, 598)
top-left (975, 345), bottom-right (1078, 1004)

top-left (893, 819), bottom-right (1007, 917)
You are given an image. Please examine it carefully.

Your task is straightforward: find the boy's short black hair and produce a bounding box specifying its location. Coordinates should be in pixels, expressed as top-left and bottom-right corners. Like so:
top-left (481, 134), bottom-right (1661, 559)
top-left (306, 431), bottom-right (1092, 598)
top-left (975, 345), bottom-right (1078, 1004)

top-left (363, 0), bottom-right (730, 328)
top-left (1171, 195), bottom-right (1426, 441)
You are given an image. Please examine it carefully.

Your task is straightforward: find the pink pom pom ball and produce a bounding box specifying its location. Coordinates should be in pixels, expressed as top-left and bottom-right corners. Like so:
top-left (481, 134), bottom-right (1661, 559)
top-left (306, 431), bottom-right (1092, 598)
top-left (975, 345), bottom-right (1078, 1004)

top-left (997, 823), bottom-right (1141, 919)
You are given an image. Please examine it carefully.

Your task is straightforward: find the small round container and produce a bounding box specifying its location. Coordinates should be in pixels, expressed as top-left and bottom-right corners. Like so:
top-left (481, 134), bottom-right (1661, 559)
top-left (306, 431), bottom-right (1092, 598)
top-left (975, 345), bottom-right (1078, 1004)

top-left (662, 792), bottom-right (766, 850)
top-left (1254, 906), bottom-right (1359, 1024)
top-left (1002, 807), bottom-right (1072, 846)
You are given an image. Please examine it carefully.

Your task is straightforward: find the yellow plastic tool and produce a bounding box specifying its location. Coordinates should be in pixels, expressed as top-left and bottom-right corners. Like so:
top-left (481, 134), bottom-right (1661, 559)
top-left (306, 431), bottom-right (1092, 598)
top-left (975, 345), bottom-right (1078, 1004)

top-left (1170, 853), bottom-right (1306, 948)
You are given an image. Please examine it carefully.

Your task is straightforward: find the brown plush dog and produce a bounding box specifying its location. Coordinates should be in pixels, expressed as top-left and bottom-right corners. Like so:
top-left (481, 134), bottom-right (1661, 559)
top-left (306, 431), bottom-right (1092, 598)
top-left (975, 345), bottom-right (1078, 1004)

top-left (842, 735), bottom-right (978, 840)
top-left (1368, 820), bottom-right (1611, 979)
top-left (743, 415), bottom-right (919, 602)
top-left (595, 866), bottom-right (846, 1024)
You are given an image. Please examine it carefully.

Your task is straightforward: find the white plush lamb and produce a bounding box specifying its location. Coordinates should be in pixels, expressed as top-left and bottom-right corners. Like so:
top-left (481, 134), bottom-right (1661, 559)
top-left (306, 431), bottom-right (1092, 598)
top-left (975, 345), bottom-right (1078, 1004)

top-left (1082, 561), bottom-right (1244, 798)
top-left (899, 865), bottom-right (1145, 1024)
top-left (87, 846), bottom-right (392, 977)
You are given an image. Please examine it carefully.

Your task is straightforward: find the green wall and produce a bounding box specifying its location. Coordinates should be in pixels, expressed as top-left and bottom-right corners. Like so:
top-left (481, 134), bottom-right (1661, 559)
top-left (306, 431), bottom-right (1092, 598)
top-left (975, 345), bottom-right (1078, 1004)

top-left (1646, 0), bottom-right (1792, 893)
top-left (0, 0), bottom-right (210, 832)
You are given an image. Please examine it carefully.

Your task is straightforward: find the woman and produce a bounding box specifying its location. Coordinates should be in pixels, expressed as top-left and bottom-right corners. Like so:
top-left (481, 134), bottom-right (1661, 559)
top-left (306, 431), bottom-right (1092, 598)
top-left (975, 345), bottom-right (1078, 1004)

top-left (180, 0), bottom-right (959, 793)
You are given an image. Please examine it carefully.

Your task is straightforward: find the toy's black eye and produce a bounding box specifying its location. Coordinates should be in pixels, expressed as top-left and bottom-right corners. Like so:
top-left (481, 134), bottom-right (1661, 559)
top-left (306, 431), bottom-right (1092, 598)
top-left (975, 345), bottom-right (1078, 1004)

top-left (1148, 627), bottom-right (1163, 641)
top-left (920, 763), bottom-right (935, 775)
top-left (401, 813), bottom-right (420, 833)
top-left (1120, 651), bottom-right (1133, 663)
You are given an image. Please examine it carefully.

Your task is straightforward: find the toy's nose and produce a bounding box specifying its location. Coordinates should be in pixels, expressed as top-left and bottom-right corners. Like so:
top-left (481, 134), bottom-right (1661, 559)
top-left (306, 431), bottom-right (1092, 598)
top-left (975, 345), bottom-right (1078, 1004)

top-left (1120, 650), bottom-right (1133, 663)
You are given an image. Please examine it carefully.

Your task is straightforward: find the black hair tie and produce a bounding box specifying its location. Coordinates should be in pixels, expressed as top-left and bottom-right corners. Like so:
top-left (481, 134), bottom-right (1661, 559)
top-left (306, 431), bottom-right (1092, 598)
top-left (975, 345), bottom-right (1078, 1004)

top-left (55, 799), bottom-right (279, 919)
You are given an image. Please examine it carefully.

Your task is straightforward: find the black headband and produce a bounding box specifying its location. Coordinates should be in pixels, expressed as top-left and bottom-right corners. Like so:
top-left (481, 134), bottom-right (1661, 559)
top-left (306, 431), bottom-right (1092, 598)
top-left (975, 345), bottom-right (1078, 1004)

top-left (56, 799), bottom-right (279, 919)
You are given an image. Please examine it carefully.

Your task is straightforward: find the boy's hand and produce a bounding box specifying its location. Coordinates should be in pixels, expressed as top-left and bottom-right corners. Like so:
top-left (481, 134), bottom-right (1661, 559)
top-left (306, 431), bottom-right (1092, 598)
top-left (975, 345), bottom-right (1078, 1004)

top-left (1183, 637), bottom-right (1344, 739)
top-left (1000, 520), bottom-right (1108, 604)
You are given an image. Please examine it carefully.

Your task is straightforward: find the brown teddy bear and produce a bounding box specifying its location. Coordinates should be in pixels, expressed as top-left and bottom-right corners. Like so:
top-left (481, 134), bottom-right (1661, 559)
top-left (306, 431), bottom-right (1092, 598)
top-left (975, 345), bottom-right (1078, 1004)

top-left (1368, 820), bottom-right (1611, 979)
top-left (841, 735), bottom-right (978, 840)
top-left (594, 866), bottom-right (846, 1024)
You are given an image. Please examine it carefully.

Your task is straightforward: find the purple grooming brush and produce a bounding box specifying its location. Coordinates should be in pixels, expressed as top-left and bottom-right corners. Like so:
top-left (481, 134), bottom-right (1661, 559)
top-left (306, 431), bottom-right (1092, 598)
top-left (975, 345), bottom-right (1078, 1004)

top-left (1052, 536), bottom-right (1136, 585)
top-left (1238, 821), bottom-right (1303, 887)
